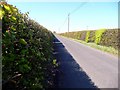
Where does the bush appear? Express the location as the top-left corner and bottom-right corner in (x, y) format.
(85, 31), (90, 43)
(1, 2), (56, 89)
(80, 31), (87, 41)
(100, 29), (119, 49)
(88, 31), (95, 42)
(95, 29), (106, 44)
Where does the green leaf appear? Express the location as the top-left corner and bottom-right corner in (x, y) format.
(53, 59), (56, 65)
(19, 39), (27, 45)
(19, 64), (31, 73)
(4, 4), (11, 12)
(0, 8), (4, 19)
(11, 16), (16, 21)
(11, 26), (16, 31)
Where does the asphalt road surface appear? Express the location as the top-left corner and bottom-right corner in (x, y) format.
(53, 35), (118, 88)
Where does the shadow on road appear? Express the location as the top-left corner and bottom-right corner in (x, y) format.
(53, 36), (98, 89)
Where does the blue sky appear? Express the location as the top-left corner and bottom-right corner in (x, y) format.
(8, 2), (118, 33)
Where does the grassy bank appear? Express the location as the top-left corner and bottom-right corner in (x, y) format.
(61, 36), (118, 56)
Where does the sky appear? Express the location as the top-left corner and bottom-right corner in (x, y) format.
(7, 1), (118, 33)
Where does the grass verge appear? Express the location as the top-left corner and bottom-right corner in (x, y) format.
(61, 35), (118, 56)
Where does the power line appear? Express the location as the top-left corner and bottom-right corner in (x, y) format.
(67, 2), (88, 33)
(70, 2), (88, 15)
(59, 2), (88, 33)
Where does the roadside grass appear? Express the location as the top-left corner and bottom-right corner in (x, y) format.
(61, 35), (118, 56)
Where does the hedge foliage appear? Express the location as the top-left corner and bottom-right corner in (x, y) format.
(88, 31), (95, 42)
(100, 29), (119, 49)
(60, 29), (119, 50)
(85, 31), (90, 43)
(95, 29), (106, 44)
(1, 2), (56, 89)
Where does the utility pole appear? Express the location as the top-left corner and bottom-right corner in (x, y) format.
(67, 2), (87, 33)
(59, 2), (87, 35)
(68, 13), (70, 33)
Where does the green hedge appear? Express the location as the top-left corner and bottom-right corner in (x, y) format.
(100, 29), (119, 49)
(88, 30), (95, 42)
(79, 31), (87, 41)
(95, 29), (106, 44)
(85, 31), (90, 43)
(60, 29), (119, 50)
(1, 2), (56, 89)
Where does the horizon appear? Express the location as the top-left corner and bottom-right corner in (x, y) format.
(57, 28), (119, 33)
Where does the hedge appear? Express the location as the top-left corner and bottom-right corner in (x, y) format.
(100, 29), (119, 49)
(85, 31), (90, 43)
(1, 2), (56, 89)
(94, 29), (106, 44)
(88, 30), (95, 42)
(60, 29), (119, 50)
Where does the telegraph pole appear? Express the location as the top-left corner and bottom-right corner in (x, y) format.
(67, 2), (87, 33)
(59, 2), (87, 35)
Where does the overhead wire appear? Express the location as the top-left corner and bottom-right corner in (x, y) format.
(70, 2), (88, 15)
(59, 2), (88, 33)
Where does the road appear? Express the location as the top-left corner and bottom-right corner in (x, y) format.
(53, 35), (118, 88)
